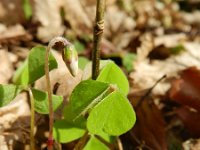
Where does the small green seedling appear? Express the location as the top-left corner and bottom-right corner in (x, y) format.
(0, 1), (136, 150)
(0, 45), (62, 150)
(0, 37), (136, 150)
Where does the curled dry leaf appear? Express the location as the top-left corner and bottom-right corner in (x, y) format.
(169, 67), (200, 111)
(169, 67), (200, 136)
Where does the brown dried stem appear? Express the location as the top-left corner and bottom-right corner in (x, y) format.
(92, 0), (106, 79)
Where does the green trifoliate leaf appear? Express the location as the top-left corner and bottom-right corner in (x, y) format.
(32, 89), (63, 114)
(63, 80), (110, 121)
(13, 46), (57, 86)
(62, 45), (78, 77)
(83, 136), (109, 150)
(87, 91), (136, 136)
(53, 119), (86, 143)
(97, 61), (129, 96)
(0, 84), (23, 107)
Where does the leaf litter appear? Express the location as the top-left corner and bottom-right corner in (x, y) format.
(1, 0), (200, 149)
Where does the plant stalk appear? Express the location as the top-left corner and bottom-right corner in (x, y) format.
(45, 37), (72, 150)
(92, 0), (106, 79)
(116, 137), (123, 150)
(45, 44), (54, 150)
(28, 88), (35, 150)
(73, 131), (90, 150)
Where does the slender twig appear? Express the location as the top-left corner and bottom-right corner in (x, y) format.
(74, 0), (106, 149)
(116, 137), (123, 150)
(135, 75), (166, 109)
(45, 37), (76, 150)
(92, 0), (106, 79)
(73, 131), (90, 150)
(28, 88), (35, 150)
(129, 132), (154, 150)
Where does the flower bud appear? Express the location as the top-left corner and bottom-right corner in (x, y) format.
(62, 45), (78, 77)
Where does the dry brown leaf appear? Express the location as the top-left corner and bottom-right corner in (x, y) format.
(34, 0), (65, 42)
(154, 34), (187, 48)
(169, 67), (200, 136)
(0, 93), (30, 149)
(176, 106), (200, 137)
(0, 0), (27, 25)
(136, 33), (154, 62)
(0, 50), (14, 84)
(130, 42), (200, 95)
(181, 11), (200, 24)
(169, 67), (200, 111)
(104, 6), (136, 50)
(129, 94), (167, 150)
(63, 0), (92, 35)
(0, 93), (30, 130)
(183, 139), (200, 150)
(105, 6), (135, 37)
(0, 24), (31, 45)
(0, 135), (9, 150)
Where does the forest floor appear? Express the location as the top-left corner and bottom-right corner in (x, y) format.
(1, 0), (200, 150)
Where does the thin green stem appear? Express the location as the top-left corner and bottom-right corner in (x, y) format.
(28, 88), (35, 150)
(92, 0), (106, 79)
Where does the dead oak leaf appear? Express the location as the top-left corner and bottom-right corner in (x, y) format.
(175, 106), (200, 137)
(128, 94), (167, 150)
(169, 67), (200, 136)
(169, 67), (200, 112)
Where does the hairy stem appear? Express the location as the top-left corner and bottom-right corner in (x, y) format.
(28, 88), (35, 150)
(45, 45), (54, 150)
(45, 37), (71, 150)
(92, 0), (106, 79)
